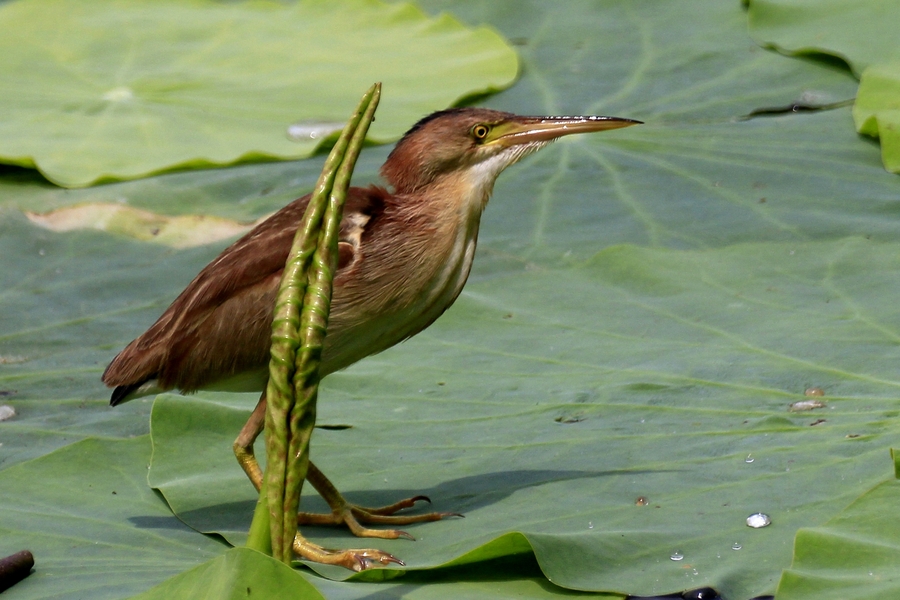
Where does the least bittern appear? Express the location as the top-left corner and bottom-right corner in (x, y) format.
(103, 107), (640, 570)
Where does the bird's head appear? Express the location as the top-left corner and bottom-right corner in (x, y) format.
(381, 108), (641, 196)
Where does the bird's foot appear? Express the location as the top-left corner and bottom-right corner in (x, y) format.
(293, 535), (404, 572)
(298, 495), (462, 540)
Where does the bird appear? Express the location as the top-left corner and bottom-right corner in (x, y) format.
(102, 107), (640, 570)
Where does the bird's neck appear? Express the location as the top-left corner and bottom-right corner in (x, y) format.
(388, 166), (497, 312)
(421, 155), (513, 222)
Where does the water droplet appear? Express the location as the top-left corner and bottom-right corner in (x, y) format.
(745, 454), (754, 463)
(588, 521), (594, 529)
(684, 588), (720, 600)
(286, 120), (344, 141)
(102, 86), (134, 102)
(789, 399), (826, 412)
(746, 512), (771, 528)
(670, 551), (684, 561)
(732, 542), (742, 550)
(804, 386), (825, 397)
(0, 405), (15, 422)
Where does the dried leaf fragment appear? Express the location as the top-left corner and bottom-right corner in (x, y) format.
(25, 203), (266, 248)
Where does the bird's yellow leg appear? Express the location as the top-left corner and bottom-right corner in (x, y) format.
(233, 394), (459, 542)
(233, 393), (267, 487)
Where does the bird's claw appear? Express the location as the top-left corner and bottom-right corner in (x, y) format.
(297, 494), (462, 540)
(352, 549), (405, 571)
(292, 535), (404, 572)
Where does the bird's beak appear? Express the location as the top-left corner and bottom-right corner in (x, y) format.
(487, 115), (642, 147)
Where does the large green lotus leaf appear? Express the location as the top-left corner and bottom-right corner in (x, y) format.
(2, 0), (899, 598)
(147, 238), (900, 598)
(0, 0), (517, 188)
(747, 0), (900, 173)
(0, 436), (226, 599)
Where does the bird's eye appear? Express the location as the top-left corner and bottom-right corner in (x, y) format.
(471, 124), (490, 141)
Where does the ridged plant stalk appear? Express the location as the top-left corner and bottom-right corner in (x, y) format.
(245, 83), (381, 563)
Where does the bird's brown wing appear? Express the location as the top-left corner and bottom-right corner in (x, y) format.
(102, 186), (387, 402)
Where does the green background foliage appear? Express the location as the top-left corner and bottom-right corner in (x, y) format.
(0, 0), (516, 187)
(2, 0), (900, 598)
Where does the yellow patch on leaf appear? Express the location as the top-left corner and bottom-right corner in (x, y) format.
(25, 203), (266, 248)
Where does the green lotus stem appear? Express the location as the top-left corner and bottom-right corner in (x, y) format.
(245, 478), (272, 556)
(249, 83), (381, 563)
(283, 85), (381, 555)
